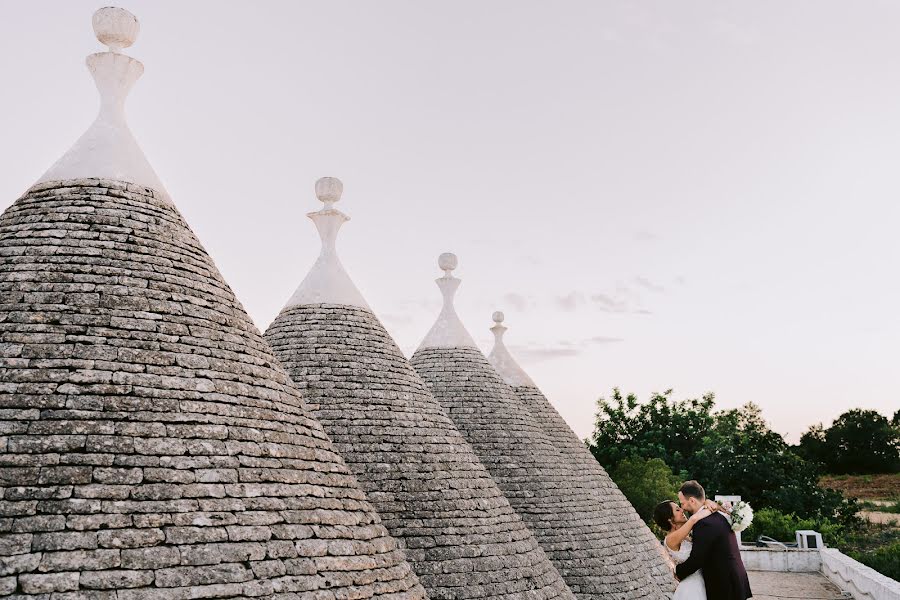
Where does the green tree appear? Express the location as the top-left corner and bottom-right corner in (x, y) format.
(824, 409), (900, 474)
(589, 388), (714, 478)
(609, 456), (681, 523)
(698, 403), (795, 500)
(589, 389), (859, 525)
(608, 456), (679, 523)
(795, 423), (828, 465)
(699, 404), (854, 524)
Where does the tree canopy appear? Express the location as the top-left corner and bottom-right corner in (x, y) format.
(589, 389), (858, 525)
(797, 409), (900, 474)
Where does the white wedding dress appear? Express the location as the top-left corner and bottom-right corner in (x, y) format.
(667, 538), (707, 600)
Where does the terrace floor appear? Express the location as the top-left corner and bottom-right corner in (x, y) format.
(748, 571), (847, 599)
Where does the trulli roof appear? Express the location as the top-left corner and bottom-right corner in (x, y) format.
(0, 9), (425, 600)
(487, 312), (678, 595)
(264, 183), (576, 600)
(411, 257), (672, 600)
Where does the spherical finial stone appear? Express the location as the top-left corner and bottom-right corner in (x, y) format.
(93, 7), (140, 52)
(315, 177), (343, 205)
(438, 252), (458, 273)
(492, 311), (505, 324)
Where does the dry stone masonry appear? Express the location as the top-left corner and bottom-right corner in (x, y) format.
(410, 256), (671, 600)
(264, 182), (576, 600)
(488, 312), (676, 596)
(1, 6), (685, 600)
(0, 9), (426, 600)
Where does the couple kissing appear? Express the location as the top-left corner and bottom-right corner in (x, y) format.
(654, 480), (753, 600)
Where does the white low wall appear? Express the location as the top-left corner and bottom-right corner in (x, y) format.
(740, 547), (822, 572)
(740, 546), (900, 600)
(820, 548), (900, 600)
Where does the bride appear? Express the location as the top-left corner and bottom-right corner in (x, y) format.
(653, 499), (720, 599)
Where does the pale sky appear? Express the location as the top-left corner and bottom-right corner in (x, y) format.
(1, 1), (898, 442)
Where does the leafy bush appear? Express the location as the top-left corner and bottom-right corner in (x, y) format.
(743, 508), (847, 548)
(810, 519), (900, 581)
(849, 541), (900, 581)
(608, 456), (679, 523)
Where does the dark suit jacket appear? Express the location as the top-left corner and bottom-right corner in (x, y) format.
(675, 512), (752, 600)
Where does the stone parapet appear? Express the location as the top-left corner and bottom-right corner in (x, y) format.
(821, 548), (900, 600)
(741, 547), (900, 600)
(740, 547), (823, 573)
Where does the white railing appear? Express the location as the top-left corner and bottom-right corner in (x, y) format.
(820, 548), (900, 600)
(739, 537), (899, 600)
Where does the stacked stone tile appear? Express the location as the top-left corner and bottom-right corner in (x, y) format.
(410, 255), (672, 600)
(0, 9), (426, 600)
(264, 179), (576, 600)
(487, 312), (676, 595)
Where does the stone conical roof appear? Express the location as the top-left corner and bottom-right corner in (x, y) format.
(410, 256), (671, 600)
(0, 10), (425, 599)
(264, 180), (576, 600)
(487, 312), (677, 595)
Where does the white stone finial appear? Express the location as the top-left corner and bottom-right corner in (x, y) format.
(417, 253), (477, 350)
(315, 177), (343, 209)
(93, 7), (140, 53)
(488, 312), (535, 387)
(438, 252), (458, 274)
(34, 7), (167, 197)
(283, 178), (370, 311)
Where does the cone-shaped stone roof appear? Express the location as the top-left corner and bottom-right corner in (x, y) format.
(264, 181), (576, 600)
(488, 312), (677, 595)
(411, 256), (671, 600)
(0, 10), (425, 599)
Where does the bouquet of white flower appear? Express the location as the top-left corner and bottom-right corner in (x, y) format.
(726, 501), (754, 532)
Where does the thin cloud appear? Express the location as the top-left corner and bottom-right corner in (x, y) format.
(502, 292), (530, 312)
(539, 286), (655, 315)
(634, 276), (665, 293)
(589, 335), (625, 344)
(634, 230), (659, 242)
(510, 346), (582, 361)
(556, 292), (585, 312)
(590, 293), (629, 313)
(509, 336), (624, 363)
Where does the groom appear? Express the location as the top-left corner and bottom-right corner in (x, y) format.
(676, 480), (752, 600)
